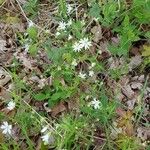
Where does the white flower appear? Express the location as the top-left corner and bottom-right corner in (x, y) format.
(73, 42), (82, 52)
(24, 44), (29, 52)
(79, 38), (92, 50)
(98, 50), (102, 54)
(68, 34), (73, 40)
(67, 4), (73, 14)
(78, 72), (86, 79)
(89, 62), (96, 69)
(41, 126), (48, 133)
(90, 98), (101, 109)
(67, 19), (72, 26)
(41, 132), (54, 145)
(57, 21), (67, 31)
(71, 59), (77, 66)
(91, 62), (96, 67)
(28, 20), (34, 27)
(56, 32), (61, 36)
(89, 70), (94, 77)
(7, 101), (16, 110)
(0, 121), (12, 135)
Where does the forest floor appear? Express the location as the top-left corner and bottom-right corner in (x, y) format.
(0, 0), (150, 150)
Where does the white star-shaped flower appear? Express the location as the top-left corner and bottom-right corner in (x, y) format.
(0, 121), (12, 135)
(7, 101), (16, 110)
(78, 72), (86, 79)
(41, 132), (54, 145)
(90, 98), (101, 109)
(79, 38), (92, 50)
(67, 4), (73, 14)
(89, 70), (94, 77)
(57, 21), (67, 31)
(28, 20), (34, 27)
(72, 42), (82, 52)
(41, 126), (48, 133)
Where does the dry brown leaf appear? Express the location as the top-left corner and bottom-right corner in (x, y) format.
(51, 101), (66, 117)
(126, 99), (136, 110)
(0, 87), (12, 100)
(0, 67), (11, 86)
(125, 121), (134, 136)
(116, 108), (126, 118)
(129, 56), (142, 71)
(138, 75), (145, 82)
(122, 85), (135, 99)
(130, 82), (143, 90)
(91, 25), (102, 42)
(0, 39), (7, 52)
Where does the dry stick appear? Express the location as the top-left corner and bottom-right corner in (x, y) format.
(15, 0), (48, 33)
(0, 0), (6, 8)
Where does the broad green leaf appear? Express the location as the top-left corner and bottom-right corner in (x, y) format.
(89, 3), (101, 18)
(34, 93), (47, 101)
(46, 47), (67, 64)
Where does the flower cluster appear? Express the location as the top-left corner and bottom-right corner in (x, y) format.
(73, 38), (92, 52)
(56, 20), (73, 37)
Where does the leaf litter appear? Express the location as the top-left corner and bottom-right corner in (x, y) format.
(0, 0), (150, 149)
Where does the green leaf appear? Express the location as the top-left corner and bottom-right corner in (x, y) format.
(145, 31), (150, 39)
(72, 21), (83, 39)
(29, 44), (38, 56)
(46, 47), (67, 64)
(34, 93), (47, 101)
(27, 26), (38, 39)
(89, 3), (101, 18)
(51, 91), (66, 101)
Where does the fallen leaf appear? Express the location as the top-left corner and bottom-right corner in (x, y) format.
(129, 56), (142, 70)
(116, 108), (126, 118)
(0, 87), (12, 100)
(0, 39), (7, 52)
(51, 101), (66, 117)
(91, 25), (102, 42)
(122, 85), (135, 99)
(138, 75), (145, 82)
(130, 82), (143, 90)
(125, 121), (134, 136)
(0, 67), (11, 86)
(126, 99), (136, 110)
